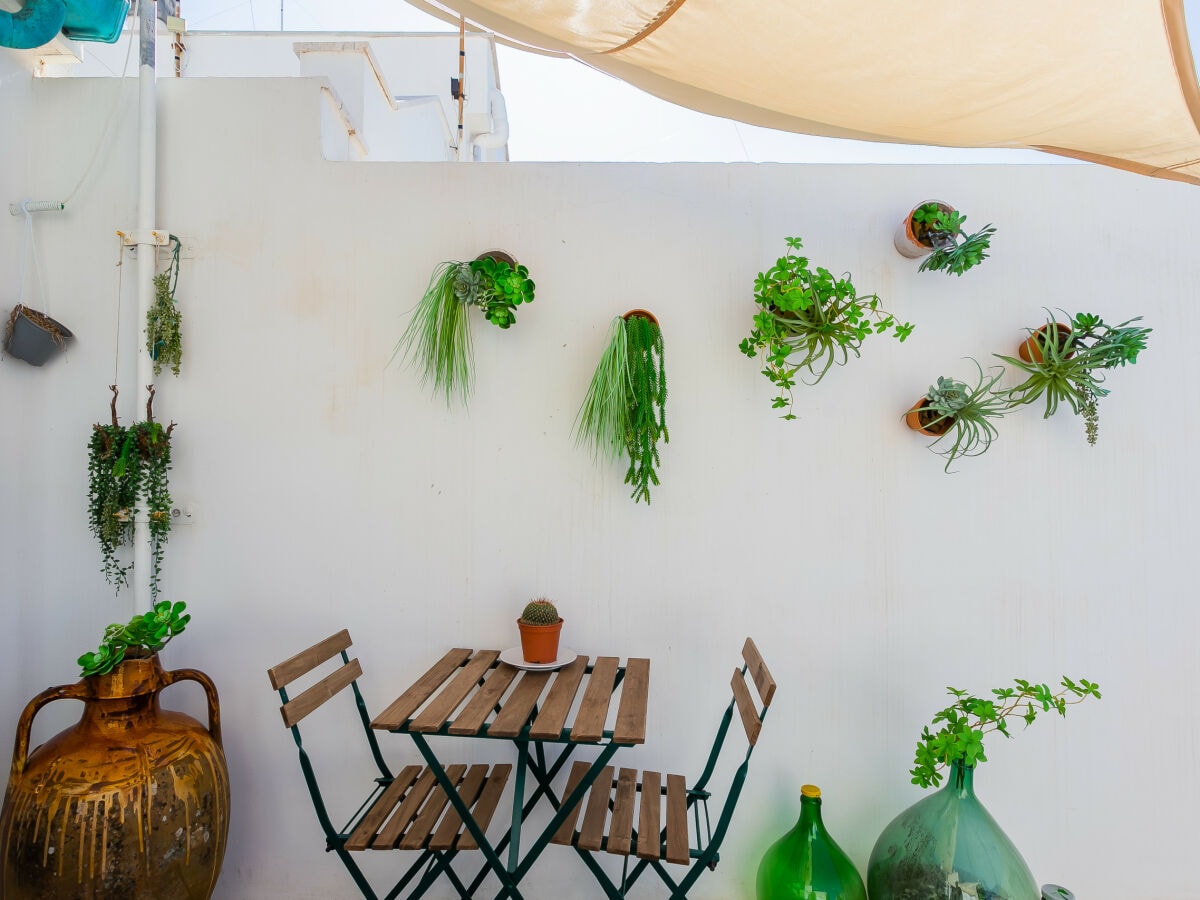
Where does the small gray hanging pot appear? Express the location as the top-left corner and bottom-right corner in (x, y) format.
(5, 303), (72, 366)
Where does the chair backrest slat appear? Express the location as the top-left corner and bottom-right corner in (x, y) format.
(281, 657), (363, 728)
(730, 667), (763, 745)
(741, 637), (776, 707)
(269, 629), (353, 691)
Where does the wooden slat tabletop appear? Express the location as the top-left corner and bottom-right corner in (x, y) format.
(374, 649), (649, 745)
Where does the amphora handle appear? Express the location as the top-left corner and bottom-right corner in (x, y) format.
(161, 667), (223, 747)
(9, 681), (89, 781)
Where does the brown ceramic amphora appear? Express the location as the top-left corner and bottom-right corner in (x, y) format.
(0, 654), (229, 899)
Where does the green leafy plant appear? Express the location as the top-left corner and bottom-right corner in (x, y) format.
(87, 386), (174, 596)
(908, 360), (1008, 472)
(997, 311), (1151, 445)
(392, 253), (535, 404)
(910, 203), (996, 276)
(519, 598), (560, 625)
(911, 676), (1101, 789)
(739, 237), (913, 419)
(78, 600), (190, 677)
(146, 236), (183, 377)
(574, 313), (669, 504)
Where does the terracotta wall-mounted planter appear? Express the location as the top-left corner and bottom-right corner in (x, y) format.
(894, 200), (954, 259)
(905, 398), (954, 437)
(1018, 323), (1074, 363)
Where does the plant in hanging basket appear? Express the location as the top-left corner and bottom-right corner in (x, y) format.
(391, 251), (535, 404)
(4, 303), (73, 366)
(574, 311), (668, 504)
(77, 599), (190, 677)
(905, 360), (1007, 472)
(996, 310), (1151, 445)
(896, 201), (996, 276)
(739, 237), (913, 419)
(517, 598), (562, 664)
(87, 386), (174, 595)
(146, 237), (183, 376)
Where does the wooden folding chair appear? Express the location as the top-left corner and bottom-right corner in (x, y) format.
(549, 637), (776, 898)
(268, 630), (513, 900)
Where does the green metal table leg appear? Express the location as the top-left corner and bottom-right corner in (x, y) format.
(507, 741), (528, 873)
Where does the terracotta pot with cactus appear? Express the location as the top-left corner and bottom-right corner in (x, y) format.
(517, 598), (562, 664)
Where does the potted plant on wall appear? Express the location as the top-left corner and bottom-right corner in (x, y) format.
(894, 201), (996, 276)
(739, 237), (914, 419)
(0, 601), (230, 898)
(996, 311), (1151, 445)
(517, 598), (562, 664)
(868, 676), (1102, 900)
(391, 250), (535, 404)
(573, 310), (668, 504)
(146, 236), (183, 377)
(88, 385), (174, 595)
(905, 360), (1008, 472)
(4, 303), (73, 366)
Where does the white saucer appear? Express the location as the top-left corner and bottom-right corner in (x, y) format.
(499, 646), (578, 671)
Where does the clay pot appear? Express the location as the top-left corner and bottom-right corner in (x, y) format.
(894, 200), (954, 259)
(517, 618), (563, 664)
(1018, 323), (1074, 363)
(475, 249), (517, 267)
(905, 398), (954, 437)
(0, 654), (230, 899)
(623, 309), (659, 325)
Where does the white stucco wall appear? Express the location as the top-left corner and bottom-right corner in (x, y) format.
(2, 74), (1198, 899)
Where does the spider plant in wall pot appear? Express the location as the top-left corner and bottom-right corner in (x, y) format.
(894, 200), (996, 276)
(996, 311), (1151, 445)
(88, 386), (174, 596)
(573, 310), (668, 504)
(4, 303), (73, 366)
(390, 249), (535, 404)
(739, 237), (913, 419)
(905, 360), (1007, 472)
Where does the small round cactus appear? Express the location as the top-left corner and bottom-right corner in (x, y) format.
(519, 598), (560, 626)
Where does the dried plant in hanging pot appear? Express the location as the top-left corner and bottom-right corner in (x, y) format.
(87, 385), (174, 595)
(391, 250), (536, 404)
(4, 303), (73, 366)
(573, 310), (668, 504)
(146, 236), (183, 377)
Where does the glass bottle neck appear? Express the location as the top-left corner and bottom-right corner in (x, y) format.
(797, 794), (825, 835)
(948, 759), (977, 796)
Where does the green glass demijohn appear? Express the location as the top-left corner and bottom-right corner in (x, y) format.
(757, 784), (867, 900)
(867, 761), (1038, 900)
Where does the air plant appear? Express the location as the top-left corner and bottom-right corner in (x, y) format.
(906, 360), (1008, 472)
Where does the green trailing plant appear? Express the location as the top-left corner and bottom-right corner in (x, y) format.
(911, 203), (996, 276)
(997, 311), (1151, 445)
(391, 253), (535, 404)
(909, 360), (1008, 472)
(519, 598), (560, 625)
(146, 236), (183, 377)
(911, 676), (1102, 789)
(573, 313), (669, 504)
(739, 237), (913, 419)
(78, 599), (190, 677)
(87, 386), (174, 596)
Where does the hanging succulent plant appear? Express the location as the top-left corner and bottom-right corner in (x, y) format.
(146, 236), (183, 377)
(87, 386), (174, 596)
(391, 250), (535, 405)
(574, 311), (668, 504)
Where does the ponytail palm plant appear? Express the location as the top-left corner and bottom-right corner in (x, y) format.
(392, 253), (535, 405)
(574, 312), (668, 505)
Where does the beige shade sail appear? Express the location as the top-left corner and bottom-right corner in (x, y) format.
(408, 0), (1200, 185)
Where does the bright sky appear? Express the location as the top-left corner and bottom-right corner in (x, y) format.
(178, 0), (1200, 164)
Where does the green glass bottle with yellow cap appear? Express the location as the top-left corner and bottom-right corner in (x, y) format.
(756, 784), (867, 900)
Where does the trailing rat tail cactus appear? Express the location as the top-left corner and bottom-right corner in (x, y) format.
(520, 598), (560, 625)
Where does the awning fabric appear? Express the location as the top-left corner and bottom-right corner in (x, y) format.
(409, 0), (1200, 185)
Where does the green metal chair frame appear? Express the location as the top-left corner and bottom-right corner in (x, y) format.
(555, 637), (776, 899)
(268, 630), (509, 900)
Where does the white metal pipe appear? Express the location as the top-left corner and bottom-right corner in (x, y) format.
(133, 0), (156, 617)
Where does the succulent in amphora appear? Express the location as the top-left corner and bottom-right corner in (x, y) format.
(517, 597), (563, 664)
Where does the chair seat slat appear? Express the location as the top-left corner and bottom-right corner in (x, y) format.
(635, 770), (662, 861)
(409, 651), (500, 733)
(269, 629), (352, 690)
(455, 764), (512, 850)
(577, 765), (615, 852)
(345, 765), (423, 851)
(448, 665), (519, 735)
(399, 764), (467, 850)
(550, 760), (591, 845)
(428, 765), (488, 851)
(371, 648), (472, 731)
(372, 767), (440, 848)
(528, 656), (588, 740)
(612, 658), (650, 745)
(280, 658), (362, 728)
(664, 773), (689, 865)
(572, 656), (619, 742)
(606, 768), (638, 855)
(488, 670), (551, 738)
